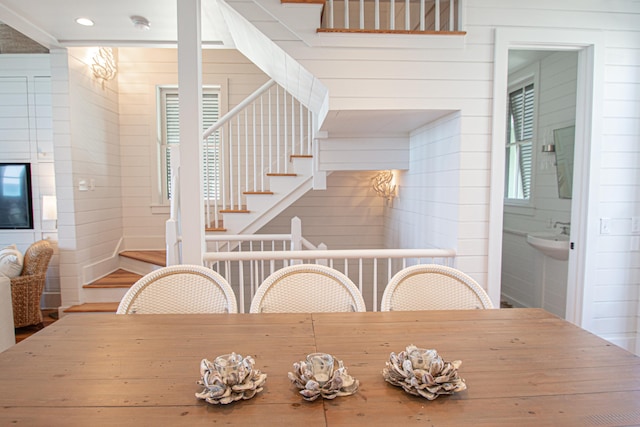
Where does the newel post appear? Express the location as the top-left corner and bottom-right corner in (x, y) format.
(317, 243), (328, 266)
(290, 216), (302, 251)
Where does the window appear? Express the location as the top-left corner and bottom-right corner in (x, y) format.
(159, 87), (220, 202)
(505, 81), (534, 202)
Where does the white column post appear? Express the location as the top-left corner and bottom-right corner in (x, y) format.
(177, 0), (205, 264)
(290, 216), (302, 251)
(317, 243), (328, 266)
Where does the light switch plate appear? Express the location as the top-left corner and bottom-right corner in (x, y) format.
(600, 218), (611, 234)
(631, 216), (640, 234)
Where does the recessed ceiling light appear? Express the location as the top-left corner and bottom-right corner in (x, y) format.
(75, 17), (95, 27)
(130, 15), (151, 31)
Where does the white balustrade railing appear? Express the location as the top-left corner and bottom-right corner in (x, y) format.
(321, 0), (461, 32)
(205, 216), (319, 253)
(201, 80), (314, 230)
(203, 248), (456, 313)
(166, 214), (319, 266)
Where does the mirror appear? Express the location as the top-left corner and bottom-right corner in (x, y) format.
(553, 125), (575, 199)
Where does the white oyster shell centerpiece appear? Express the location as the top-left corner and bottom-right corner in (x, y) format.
(195, 353), (267, 405)
(382, 344), (466, 400)
(288, 354), (359, 401)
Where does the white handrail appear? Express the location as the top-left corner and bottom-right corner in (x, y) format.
(197, 79), (315, 229)
(202, 79), (276, 140)
(204, 248), (455, 262)
(203, 248), (456, 313)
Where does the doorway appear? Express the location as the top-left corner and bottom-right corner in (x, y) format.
(500, 50), (579, 319)
(487, 27), (602, 327)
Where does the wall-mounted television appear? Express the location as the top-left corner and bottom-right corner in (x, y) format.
(0, 163), (34, 230)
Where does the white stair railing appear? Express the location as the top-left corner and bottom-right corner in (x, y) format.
(201, 80), (314, 230)
(205, 217), (320, 253)
(322, 0), (461, 32)
(203, 248), (456, 313)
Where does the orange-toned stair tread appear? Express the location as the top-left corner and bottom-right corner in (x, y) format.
(83, 269), (142, 288)
(64, 302), (119, 313)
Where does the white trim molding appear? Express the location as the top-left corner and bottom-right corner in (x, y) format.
(490, 27), (604, 329)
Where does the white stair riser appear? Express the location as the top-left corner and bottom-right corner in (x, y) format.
(245, 193), (276, 212)
(119, 257), (163, 275)
(217, 156), (314, 234)
(81, 287), (129, 303)
(267, 174), (309, 194)
(291, 157), (312, 175)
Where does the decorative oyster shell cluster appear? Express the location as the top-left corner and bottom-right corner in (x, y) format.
(288, 355), (359, 401)
(195, 354), (267, 405)
(382, 344), (466, 400)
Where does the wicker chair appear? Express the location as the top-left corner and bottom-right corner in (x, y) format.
(380, 264), (494, 311)
(116, 265), (238, 314)
(249, 264), (367, 313)
(11, 240), (54, 329)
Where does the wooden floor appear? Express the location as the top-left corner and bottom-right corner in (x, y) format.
(14, 309), (58, 343)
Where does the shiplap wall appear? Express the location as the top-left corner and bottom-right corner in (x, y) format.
(0, 54), (59, 308)
(501, 51), (578, 318)
(52, 47), (122, 308)
(384, 113), (469, 270)
(257, 170), (385, 309)
(265, 0), (639, 351)
(595, 27), (640, 351)
(467, 1), (639, 352)
(116, 48), (269, 249)
(317, 137), (409, 171)
(276, 24), (494, 293)
(258, 171), (384, 249)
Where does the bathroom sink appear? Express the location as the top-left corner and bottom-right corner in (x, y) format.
(526, 232), (570, 261)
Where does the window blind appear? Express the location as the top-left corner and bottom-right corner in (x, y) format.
(507, 83), (534, 199)
(164, 91), (220, 200)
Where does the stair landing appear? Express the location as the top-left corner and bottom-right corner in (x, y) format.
(119, 250), (166, 267)
(64, 251), (165, 315)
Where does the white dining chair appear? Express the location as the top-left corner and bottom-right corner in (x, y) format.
(249, 264), (367, 313)
(380, 264), (493, 311)
(116, 264), (238, 314)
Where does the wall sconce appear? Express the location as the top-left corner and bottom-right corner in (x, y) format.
(42, 195), (58, 228)
(91, 47), (117, 87)
(371, 170), (397, 205)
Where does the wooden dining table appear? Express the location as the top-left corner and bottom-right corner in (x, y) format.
(1, 308), (639, 426)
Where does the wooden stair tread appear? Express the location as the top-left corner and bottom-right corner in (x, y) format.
(84, 269), (142, 288)
(119, 250), (166, 267)
(64, 302), (119, 313)
(205, 226), (228, 232)
(281, 0), (325, 4)
(205, 219), (226, 232)
(219, 208), (250, 213)
(266, 173), (297, 177)
(290, 154), (313, 159)
(243, 191), (274, 195)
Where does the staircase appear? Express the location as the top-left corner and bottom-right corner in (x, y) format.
(214, 154), (315, 235)
(165, 74), (321, 265)
(64, 251), (166, 314)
